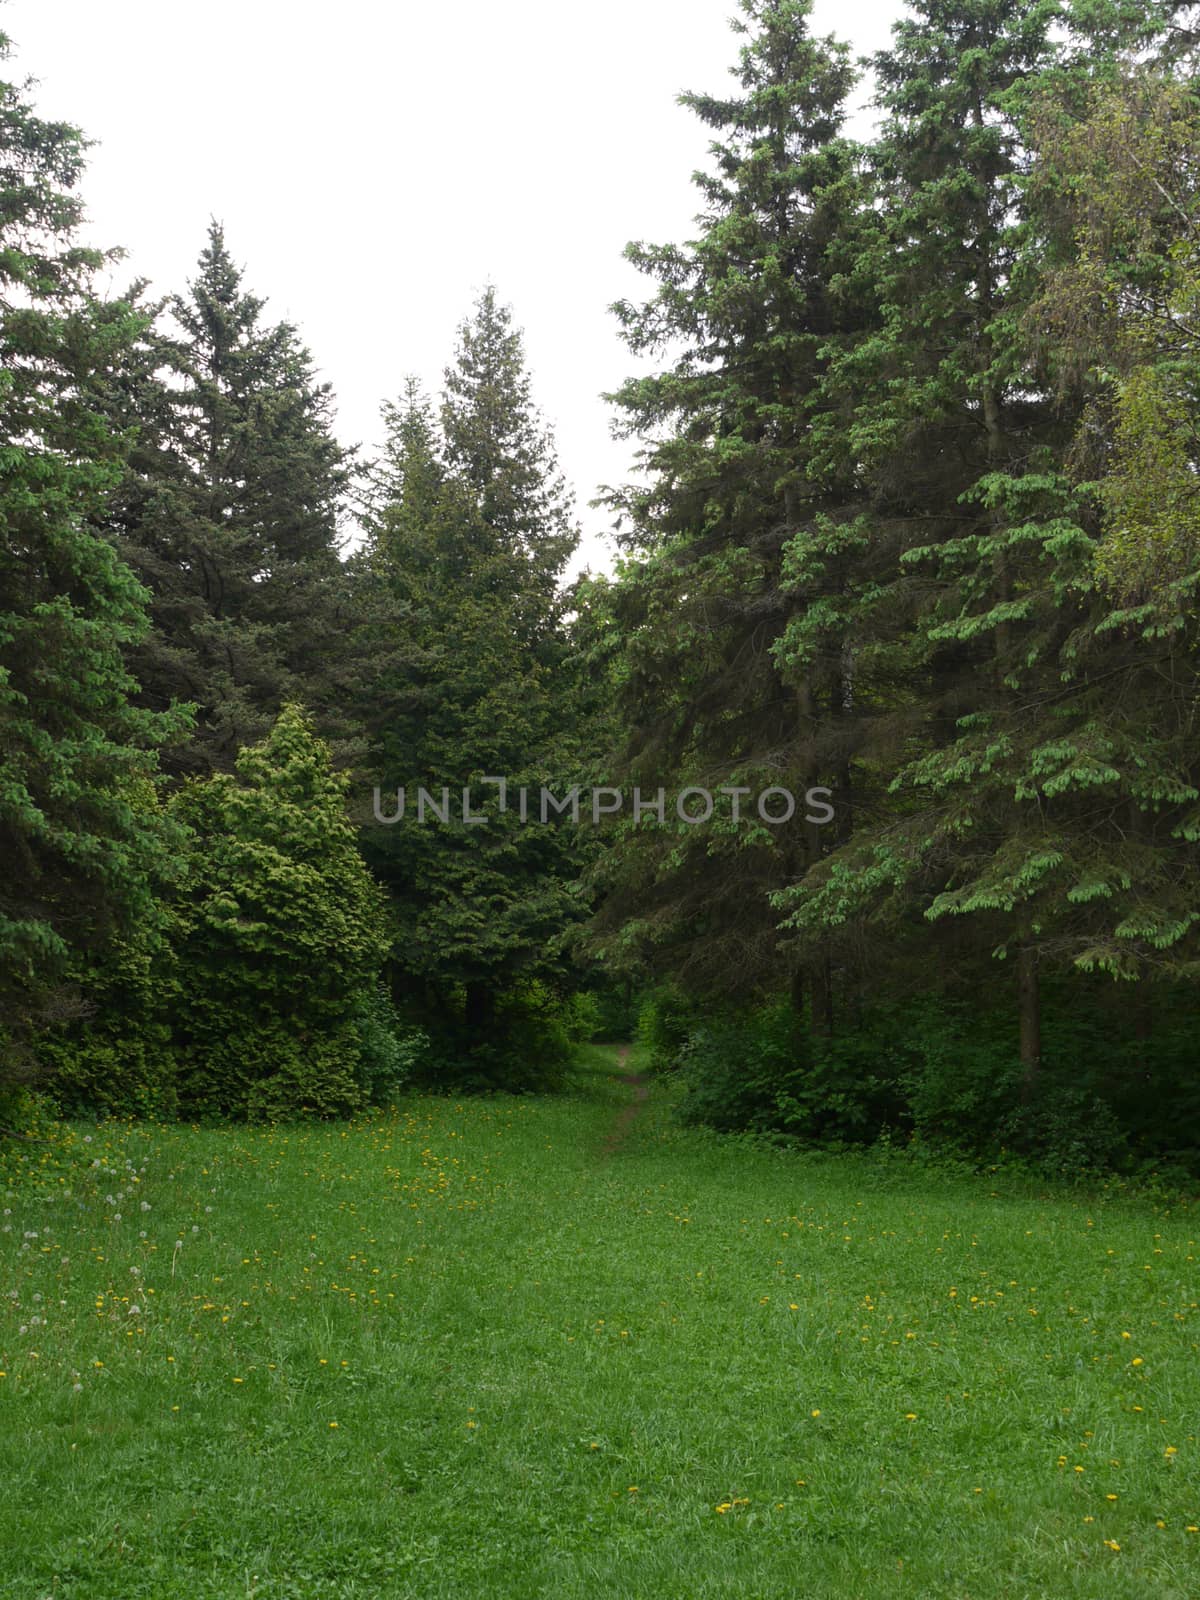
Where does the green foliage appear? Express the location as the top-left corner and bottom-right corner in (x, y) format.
(416, 980), (596, 1095)
(35, 932), (178, 1120)
(348, 985), (427, 1105)
(675, 1004), (809, 1134)
(592, 0), (869, 1009)
(581, 976), (642, 1042)
(636, 986), (708, 1074)
(106, 223), (354, 776)
(669, 990), (1200, 1177)
(0, 37), (185, 1088)
(169, 705), (390, 1120)
(356, 294), (588, 1065)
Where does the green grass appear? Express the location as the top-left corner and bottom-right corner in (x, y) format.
(2, 1042), (1199, 1598)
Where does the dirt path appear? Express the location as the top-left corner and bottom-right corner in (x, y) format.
(600, 1043), (650, 1158)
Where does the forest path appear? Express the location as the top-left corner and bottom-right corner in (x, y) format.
(600, 1042), (650, 1158)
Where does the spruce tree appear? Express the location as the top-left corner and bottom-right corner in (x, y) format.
(775, 0), (1198, 1080)
(106, 223), (353, 775)
(592, 0), (868, 1020)
(0, 35), (184, 1088)
(357, 297), (585, 1073)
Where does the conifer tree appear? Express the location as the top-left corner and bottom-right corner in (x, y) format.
(775, 0), (1199, 1080)
(170, 705), (390, 1119)
(0, 34), (183, 1086)
(107, 224), (353, 775)
(592, 0), (868, 1018)
(357, 297), (585, 1066)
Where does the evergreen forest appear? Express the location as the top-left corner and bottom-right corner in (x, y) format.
(7, 0), (1200, 1176)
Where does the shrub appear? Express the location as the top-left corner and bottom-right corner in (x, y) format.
(34, 934), (179, 1120)
(676, 1004), (805, 1132)
(350, 986), (427, 1104)
(637, 986), (705, 1073)
(169, 706), (390, 1120)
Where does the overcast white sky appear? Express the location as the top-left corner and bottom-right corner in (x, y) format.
(5, 0), (903, 572)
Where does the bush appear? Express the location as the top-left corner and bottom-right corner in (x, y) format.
(350, 986), (427, 1104)
(34, 936), (179, 1120)
(637, 987), (705, 1073)
(676, 1004), (805, 1132)
(169, 706), (391, 1120)
(665, 984), (1200, 1177)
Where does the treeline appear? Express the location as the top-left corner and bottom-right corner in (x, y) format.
(591, 0), (1200, 1175)
(4, 1), (1200, 1173)
(0, 25), (590, 1117)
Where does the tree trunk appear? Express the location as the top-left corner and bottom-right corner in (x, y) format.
(1133, 984), (1152, 1080)
(810, 955), (834, 1040)
(1018, 945), (1040, 1097)
(465, 981), (493, 1034)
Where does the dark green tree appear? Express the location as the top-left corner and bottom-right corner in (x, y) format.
(591, 0), (868, 1024)
(356, 297), (586, 1076)
(106, 223), (353, 775)
(775, 0), (1199, 1082)
(0, 34), (184, 1090)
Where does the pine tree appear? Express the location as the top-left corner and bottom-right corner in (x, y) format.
(106, 223), (353, 775)
(592, 0), (868, 1019)
(0, 35), (186, 1089)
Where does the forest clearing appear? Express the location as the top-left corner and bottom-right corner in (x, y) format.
(8, 0), (1200, 1589)
(3, 1046), (1198, 1599)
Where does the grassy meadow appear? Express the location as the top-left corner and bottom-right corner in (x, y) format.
(1, 1044), (1198, 1599)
